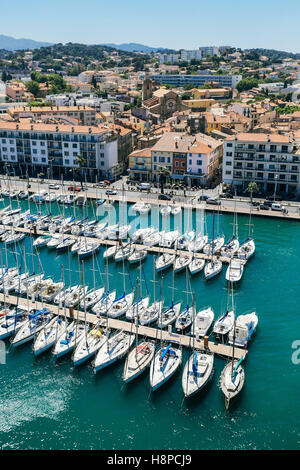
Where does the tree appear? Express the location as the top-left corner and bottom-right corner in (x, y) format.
(25, 80), (40, 97)
(245, 182), (258, 203)
(157, 166), (171, 194)
(76, 154), (86, 189)
(236, 78), (259, 93)
(1, 71), (7, 82)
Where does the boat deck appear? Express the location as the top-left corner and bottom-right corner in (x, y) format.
(0, 293), (247, 360)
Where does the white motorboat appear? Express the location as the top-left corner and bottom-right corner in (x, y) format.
(11, 308), (52, 347)
(18, 190), (28, 200)
(73, 322), (108, 366)
(221, 236), (240, 258)
(44, 193), (57, 203)
(213, 310), (235, 339)
(127, 248), (147, 264)
(171, 206), (181, 216)
(203, 236), (225, 255)
(39, 282), (64, 303)
(237, 237), (255, 260)
(188, 257), (205, 275)
(125, 296), (150, 321)
(182, 351), (214, 397)
(191, 307), (214, 338)
(150, 344), (182, 391)
(225, 258), (244, 283)
(107, 292), (134, 318)
(1, 273), (29, 294)
(139, 301), (163, 326)
(33, 317), (66, 356)
(92, 291), (117, 316)
(157, 302), (181, 329)
(156, 253), (175, 272)
(139, 203), (151, 215)
(173, 255), (191, 273)
(17, 274), (44, 295)
(219, 358), (245, 408)
(159, 230), (180, 248)
(228, 312), (258, 347)
(94, 330), (135, 372)
(53, 322), (86, 359)
(204, 258), (222, 280)
(80, 288), (104, 310)
(175, 305), (195, 332)
(123, 341), (155, 383)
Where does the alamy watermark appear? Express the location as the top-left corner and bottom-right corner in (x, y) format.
(0, 340), (6, 364)
(291, 340), (300, 364)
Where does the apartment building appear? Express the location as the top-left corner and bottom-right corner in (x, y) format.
(158, 53), (180, 64)
(199, 46), (220, 57)
(180, 49), (202, 62)
(0, 122), (118, 181)
(222, 133), (300, 194)
(8, 105), (96, 126)
(150, 73), (242, 88)
(6, 82), (32, 102)
(128, 147), (152, 181)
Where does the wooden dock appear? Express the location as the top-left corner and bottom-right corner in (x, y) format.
(0, 293), (247, 360)
(0, 223), (245, 265)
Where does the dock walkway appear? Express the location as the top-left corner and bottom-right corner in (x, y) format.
(0, 293), (246, 360)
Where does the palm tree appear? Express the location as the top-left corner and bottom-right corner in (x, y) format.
(157, 166), (171, 194)
(76, 154), (86, 189)
(245, 181), (258, 204)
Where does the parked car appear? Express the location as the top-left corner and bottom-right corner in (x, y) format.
(263, 200), (273, 207)
(251, 201), (260, 207)
(197, 195), (209, 201)
(105, 189), (117, 196)
(220, 192), (233, 199)
(206, 198), (221, 205)
(259, 204), (270, 210)
(158, 194), (171, 201)
(49, 184), (60, 190)
(138, 182), (151, 190)
(271, 203), (283, 211)
(68, 186), (81, 192)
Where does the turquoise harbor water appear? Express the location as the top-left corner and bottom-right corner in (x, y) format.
(0, 197), (299, 450)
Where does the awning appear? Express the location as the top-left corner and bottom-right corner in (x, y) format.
(171, 174), (185, 180)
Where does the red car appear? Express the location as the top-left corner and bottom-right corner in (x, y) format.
(68, 186), (81, 192)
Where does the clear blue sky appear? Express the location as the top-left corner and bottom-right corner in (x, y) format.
(1, 0), (300, 52)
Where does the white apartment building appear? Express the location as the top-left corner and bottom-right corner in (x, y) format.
(0, 122), (119, 181)
(158, 53), (180, 64)
(180, 49), (202, 62)
(222, 133), (300, 194)
(199, 46), (220, 57)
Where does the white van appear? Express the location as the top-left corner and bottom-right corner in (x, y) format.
(271, 203), (283, 211)
(138, 182), (151, 190)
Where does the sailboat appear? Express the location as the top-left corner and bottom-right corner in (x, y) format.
(221, 199), (240, 258)
(204, 214), (222, 280)
(188, 256), (205, 275)
(150, 344), (182, 391)
(11, 308), (52, 347)
(123, 341), (155, 383)
(182, 351), (214, 398)
(33, 316), (66, 356)
(237, 205), (255, 260)
(157, 270), (181, 328)
(213, 284), (235, 340)
(156, 252), (175, 272)
(93, 330), (135, 372)
(0, 308), (28, 340)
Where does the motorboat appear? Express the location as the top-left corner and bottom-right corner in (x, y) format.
(176, 231), (195, 250)
(160, 205), (171, 217)
(191, 307), (214, 338)
(159, 230), (180, 248)
(107, 292), (134, 318)
(93, 330), (135, 372)
(228, 312), (258, 347)
(150, 344), (182, 391)
(171, 206), (181, 216)
(237, 237), (255, 260)
(225, 258), (244, 283)
(39, 282), (64, 303)
(156, 253), (175, 272)
(182, 351), (214, 397)
(213, 310), (235, 339)
(157, 302), (181, 329)
(123, 341), (155, 383)
(188, 257), (205, 275)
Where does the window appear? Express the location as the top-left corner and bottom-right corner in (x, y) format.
(227, 143), (232, 147)
(153, 165), (157, 171)
(41, 141), (45, 146)
(197, 160), (202, 166)
(41, 150), (46, 155)
(41, 158), (46, 163)
(226, 152), (232, 156)
(153, 156), (157, 162)
(282, 145), (288, 152)
(65, 159), (70, 164)
(65, 151), (69, 156)
(226, 161), (232, 166)
(33, 149), (37, 154)
(64, 143), (69, 148)
(189, 159), (192, 165)
(225, 170), (231, 175)
(32, 141), (37, 146)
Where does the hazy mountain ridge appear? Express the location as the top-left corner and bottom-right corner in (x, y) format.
(0, 34), (53, 51)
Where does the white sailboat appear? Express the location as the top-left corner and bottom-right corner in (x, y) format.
(173, 255), (191, 273)
(92, 291), (117, 316)
(107, 292), (134, 318)
(213, 310), (235, 340)
(11, 308), (52, 347)
(238, 237), (255, 260)
(53, 321), (86, 359)
(182, 351), (214, 397)
(93, 330), (135, 372)
(156, 253), (175, 272)
(73, 321), (108, 366)
(219, 358), (245, 409)
(33, 316), (66, 356)
(127, 248), (147, 264)
(188, 256), (205, 275)
(150, 344), (182, 391)
(123, 341), (155, 383)
(0, 308), (28, 340)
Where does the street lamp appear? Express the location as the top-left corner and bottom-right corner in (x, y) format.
(274, 174), (279, 202)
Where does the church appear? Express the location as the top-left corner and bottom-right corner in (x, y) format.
(142, 73), (187, 122)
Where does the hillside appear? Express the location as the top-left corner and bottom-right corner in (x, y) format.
(0, 34), (52, 51)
